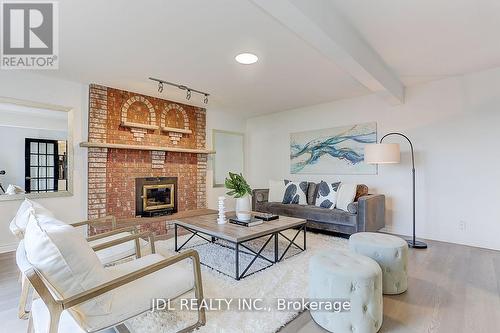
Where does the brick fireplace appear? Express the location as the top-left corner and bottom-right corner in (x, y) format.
(86, 84), (209, 235)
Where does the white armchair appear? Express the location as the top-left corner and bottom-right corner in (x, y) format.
(16, 226), (206, 333)
(10, 199), (148, 320)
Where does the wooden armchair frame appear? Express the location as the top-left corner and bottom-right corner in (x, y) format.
(70, 215), (117, 230)
(18, 232), (206, 333)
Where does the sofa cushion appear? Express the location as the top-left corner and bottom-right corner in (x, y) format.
(315, 181), (341, 209)
(268, 180), (286, 202)
(307, 182), (317, 205)
(282, 180), (308, 204)
(308, 183), (369, 205)
(258, 202), (356, 226)
(336, 183), (357, 211)
(347, 202), (358, 214)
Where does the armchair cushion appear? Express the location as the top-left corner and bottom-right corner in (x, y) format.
(24, 213), (112, 318)
(9, 198), (54, 238)
(77, 254), (194, 331)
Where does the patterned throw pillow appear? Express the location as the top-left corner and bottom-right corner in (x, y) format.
(282, 180), (308, 204)
(315, 181), (341, 209)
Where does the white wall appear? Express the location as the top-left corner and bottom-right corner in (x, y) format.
(0, 71), (89, 252)
(246, 67), (500, 251)
(206, 109), (247, 212)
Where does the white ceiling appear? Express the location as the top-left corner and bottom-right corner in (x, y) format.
(0, 102), (68, 131)
(38, 0), (500, 116)
(331, 0), (500, 85)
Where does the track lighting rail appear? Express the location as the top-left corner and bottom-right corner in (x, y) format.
(149, 77), (210, 104)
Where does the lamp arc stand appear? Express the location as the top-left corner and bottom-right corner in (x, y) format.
(380, 133), (427, 249)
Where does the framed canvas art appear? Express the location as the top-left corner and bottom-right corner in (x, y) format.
(290, 122), (377, 174)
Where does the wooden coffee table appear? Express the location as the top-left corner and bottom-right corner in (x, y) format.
(174, 214), (307, 280)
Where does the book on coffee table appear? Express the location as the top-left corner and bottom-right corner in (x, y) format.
(229, 217), (263, 227)
(254, 213), (279, 221)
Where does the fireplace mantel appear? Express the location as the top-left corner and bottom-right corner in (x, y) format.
(80, 141), (215, 154)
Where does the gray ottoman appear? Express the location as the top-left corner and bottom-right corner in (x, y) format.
(309, 250), (383, 333)
(349, 232), (408, 295)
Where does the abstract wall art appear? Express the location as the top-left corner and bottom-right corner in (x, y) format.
(290, 122), (377, 174)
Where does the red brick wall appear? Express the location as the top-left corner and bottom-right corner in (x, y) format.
(87, 84), (207, 222)
(106, 149), (198, 218)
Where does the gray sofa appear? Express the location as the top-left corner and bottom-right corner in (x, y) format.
(252, 183), (385, 235)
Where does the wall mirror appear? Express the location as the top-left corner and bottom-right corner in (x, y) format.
(0, 97), (73, 201)
(212, 130), (244, 187)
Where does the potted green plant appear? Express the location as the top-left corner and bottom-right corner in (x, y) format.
(225, 172), (252, 221)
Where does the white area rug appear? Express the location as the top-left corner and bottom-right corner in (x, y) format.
(126, 230), (348, 333)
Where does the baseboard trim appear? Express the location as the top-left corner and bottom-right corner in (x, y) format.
(0, 242), (18, 253)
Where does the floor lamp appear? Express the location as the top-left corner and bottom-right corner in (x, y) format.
(364, 133), (427, 249)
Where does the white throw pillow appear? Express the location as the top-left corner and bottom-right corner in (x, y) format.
(9, 198), (54, 238)
(24, 212), (112, 319)
(315, 181), (341, 209)
(268, 180), (286, 202)
(336, 183), (357, 211)
(282, 180), (308, 205)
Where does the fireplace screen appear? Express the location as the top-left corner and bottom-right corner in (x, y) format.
(143, 184), (175, 212)
(135, 177), (177, 217)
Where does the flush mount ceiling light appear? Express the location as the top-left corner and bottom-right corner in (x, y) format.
(235, 53), (258, 65)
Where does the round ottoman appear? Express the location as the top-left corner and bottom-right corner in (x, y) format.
(309, 250), (383, 333)
(349, 232), (408, 295)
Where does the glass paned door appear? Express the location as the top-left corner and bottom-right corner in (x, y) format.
(25, 139), (59, 193)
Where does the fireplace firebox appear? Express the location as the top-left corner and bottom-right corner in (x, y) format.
(135, 177), (177, 217)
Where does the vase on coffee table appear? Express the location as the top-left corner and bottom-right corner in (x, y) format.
(235, 194), (251, 221)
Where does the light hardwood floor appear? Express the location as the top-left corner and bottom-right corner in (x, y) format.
(280, 239), (500, 333)
(1, 239), (499, 332)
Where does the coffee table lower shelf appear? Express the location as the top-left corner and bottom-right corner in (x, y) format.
(174, 223), (307, 280)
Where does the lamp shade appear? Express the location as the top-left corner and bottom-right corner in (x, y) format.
(364, 143), (400, 164)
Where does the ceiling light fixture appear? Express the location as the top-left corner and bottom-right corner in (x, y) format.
(149, 77), (210, 104)
(235, 53), (258, 65)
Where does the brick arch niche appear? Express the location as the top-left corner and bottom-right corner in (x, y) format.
(161, 103), (190, 144)
(121, 95), (157, 141)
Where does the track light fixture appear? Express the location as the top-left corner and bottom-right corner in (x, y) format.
(149, 77), (210, 104)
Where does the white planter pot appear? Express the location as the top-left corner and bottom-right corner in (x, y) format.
(235, 195), (252, 221)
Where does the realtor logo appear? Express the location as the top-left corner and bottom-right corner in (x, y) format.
(1, 1), (58, 69)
